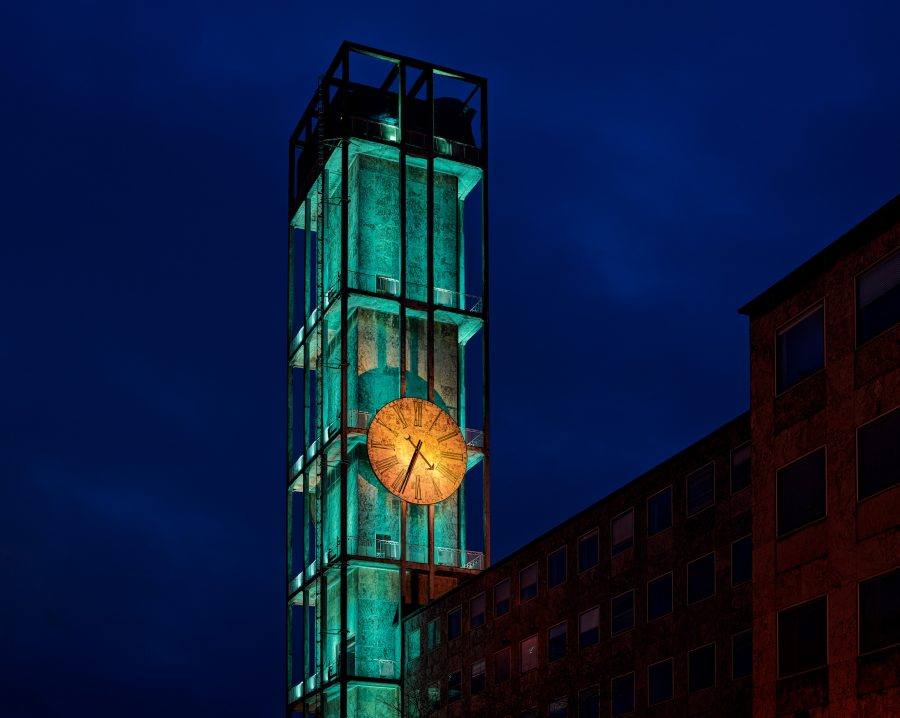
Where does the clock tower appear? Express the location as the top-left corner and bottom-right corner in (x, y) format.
(286, 43), (489, 717)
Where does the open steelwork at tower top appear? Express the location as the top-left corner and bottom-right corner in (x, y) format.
(286, 43), (491, 717)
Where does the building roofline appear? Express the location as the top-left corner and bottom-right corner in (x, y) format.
(738, 192), (900, 317)
(404, 410), (749, 621)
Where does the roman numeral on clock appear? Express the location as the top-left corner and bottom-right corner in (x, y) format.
(436, 463), (456, 481)
(375, 417), (399, 436)
(440, 451), (465, 461)
(438, 430), (458, 443)
(413, 400), (423, 427)
(374, 456), (400, 472)
(392, 404), (408, 428)
(369, 440), (394, 450)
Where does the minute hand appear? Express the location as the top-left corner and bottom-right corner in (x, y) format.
(399, 440), (423, 493)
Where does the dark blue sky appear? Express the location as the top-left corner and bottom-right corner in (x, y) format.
(2, 1), (899, 715)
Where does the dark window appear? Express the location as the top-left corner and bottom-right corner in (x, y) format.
(579, 607), (600, 648)
(494, 647), (510, 682)
(428, 683), (440, 710)
(687, 463), (715, 515)
(578, 686), (600, 718)
(520, 562), (538, 602)
(688, 552), (716, 604)
(778, 596), (827, 677)
(689, 643), (716, 693)
(611, 590), (634, 635)
(548, 546), (567, 588)
(578, 530), (599, 571)
(859, 568), (900, 654)
(520, 710), (538, 718)
(549, 697), (568, 718)
(470, 592), (485, 629)
(648, 573), (673, 620)
(777, 448), (826, 535)
(448, 670), (461, 702)
(777, 305), (824, 393)
(732, 630), (752, 679)
(648, 658), (673, 704)
(731, 443), (751, 493)
(857, 250), (900, 344)
(471, 659), (485, 695)
(611, 672), (635, 716)
(647, 487), (672, 535)
(548, 621), (567, 662)
(731, 535), (752, 585)
(858, 408), (900, 500)
(427, 617), (440, 650)
(611, 509), (634, 556)
(447, 606), (462, 640)
(494, 578), (511, 617)
(520, 634), (539, 672)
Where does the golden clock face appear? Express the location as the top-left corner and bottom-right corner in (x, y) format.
(366, 398), (467, 505)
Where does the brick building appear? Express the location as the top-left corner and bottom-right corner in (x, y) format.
(402, 195), (899, 717)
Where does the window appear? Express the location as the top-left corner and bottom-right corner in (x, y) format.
(579, 607), (600, 648)
(494, 646), (511, 682)
(494, 578), (511, 617)
(859, 568), (900, 654)
(857, 249), (900, 344)
(470, 592), (486, 629)
(520, 634), (539, 672)
(647, 487), (672, 535)
(687, 552), (716, 604)
(548, 546), (567, 588)
(611, 590), (634, 635)
(471, 659), (486, 695)
(778, 596), (827, 677)
(549, 697), (568, 718)
(648, 658), (673, 705)
(731, 443), (751, 493)
(689, 643), (716, 693)
(732, 629), (752, 679)
(777, 304), (824, 392)
(447, 606), (462, 640)
(731, 535), (752, 585)
(520, 562), (538, 602)
(448, 670), (461, 702)
(548, 621), (567, 662)
(578, 530), (599, 571)
(686, 462), (715, 515)
(427, 617), (440, 650)
(427, 683), (440, 711)
(578, 686), (600, 718)
(611, 672), (635, 716)
(406, 627), (421, 663)
(611, 508), (634, 556)
(777, 447), (826, 535)
(858, 408), (900, 500)
(647, 572), (673, 620)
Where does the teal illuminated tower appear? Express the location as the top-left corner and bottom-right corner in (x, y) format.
(286, 44), (489, 717)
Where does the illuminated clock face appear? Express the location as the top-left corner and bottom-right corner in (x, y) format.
(366, 398), (467, 505)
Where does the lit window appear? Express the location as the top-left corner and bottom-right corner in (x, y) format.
(777, 305), (824, 393)
(447, 606), (462, 640)
(857, 408), (900, 500)
(548, 545), (567, 588)
(611, 672), (634, 716)
(427, 617), (440, 650)
(549, 697), (568, 718)
(520, 634), (539, 672)
(731, 535), (752, 586)
(611, 508), (634, 556)
(687, 552), (716, 604)
(688, 643), (715, 693)
(471, 658), (486, 695)
(520, 562), (538, 602)
(778, 596), (827, 677)
(579, 607), (600, 648)
(732, 629), (752, 679)
(448, 670), (461, 702)
(578, 686), (600, 718)
(859, 568), (900, 654)
(470, 592), (486, 629)
(647, 487), (672, 535)
(686, 463), (715, 515)
(494, 578), (511, 617)
(578, 529), (599, 571)
(406, 627), (421, 663)
(647, 573), (673, 620)
(611, 590), (634, 636)
(731, 443), (751, 493)
(548, 621), (567, 662)
(857, 249), (899, 344)
(648, 658), (673, 704)
(494, 646), (511, 682)
(777, 448), (826, 536)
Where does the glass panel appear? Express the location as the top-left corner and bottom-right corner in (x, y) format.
(611, 591), (634, 635)
(579, 607), (600, 648)
(859, 568), (900, 654)
(732, 536), (752, 585)
(648, 659), (673, 704)
(858, 408), (900, 500)
(578, 530), (599, 571)
(548, 622), (567, 662)
(731, 443), (751, 493)
(648, 573), (673, 620)
(732, 630), (752, 679)
(689, 644), (716, 692)
(611, 509), (634, 556)
(686, 463), (715, 515)
(520, 562), (538, 601)
(687, 553), (716, 604)
(347, 564), (400, 679)
(857, 250), (900, 343)
(777, 306), (824, 392)
(494, 578), (511, 617)
(777, 448), (826, 535)
(548, 546), (567, 587)
(611, 673), (634, 717)
(778, 596), (827, 677)
(648, 487), (672, 535)
(520, 634), (539, 672)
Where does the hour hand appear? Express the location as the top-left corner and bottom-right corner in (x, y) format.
(405, 435), (434, 469)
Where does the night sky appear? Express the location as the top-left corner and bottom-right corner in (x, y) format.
(3, 1), (899, 715)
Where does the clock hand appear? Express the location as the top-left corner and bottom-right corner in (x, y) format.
(405, 435), (435, 470)
(399, 440), (423, 493)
